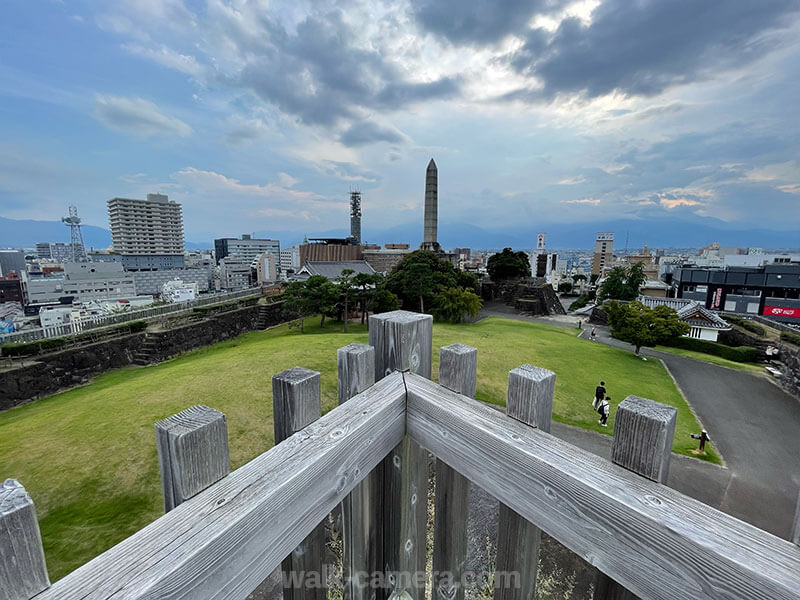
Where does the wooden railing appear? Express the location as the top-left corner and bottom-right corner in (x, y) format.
(2, 310), (799, 600)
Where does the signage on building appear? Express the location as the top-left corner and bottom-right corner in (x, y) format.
(712, 287), (723, 309)
(537, 233), (545, 250)
(764, 306), (800, 318)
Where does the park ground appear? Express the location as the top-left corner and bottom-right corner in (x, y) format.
(0, 316), (717, 581)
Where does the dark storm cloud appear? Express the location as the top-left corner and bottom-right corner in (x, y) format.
(411, 0), (560, 45)
(509, 0), (799, 100)
(233, 9), (459, 129)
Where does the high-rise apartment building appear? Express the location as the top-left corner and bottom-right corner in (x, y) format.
(108, 193), (184, 255)
(591, 232), (614, 276)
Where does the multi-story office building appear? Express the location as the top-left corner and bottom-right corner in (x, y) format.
(0, 250), (26, 278)
(255, 252), (278, 284)
(108, 193), (184, 256)
(215, 235), (280, 272)
(218, 256), (252, 291)
(280, 246), (300, 276)
(591, 232), (614, 276)
(88, 252), (185, 271)
(27, 262), (136, 305)
(675, 263), (800, 322)
(36, 242), (76, 263)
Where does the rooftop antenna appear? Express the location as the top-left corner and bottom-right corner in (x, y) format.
(62, 205), (87, 262)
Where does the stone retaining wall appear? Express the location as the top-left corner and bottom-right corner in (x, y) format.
(0, 301), (288, 411)
(0, 333), (146, 410)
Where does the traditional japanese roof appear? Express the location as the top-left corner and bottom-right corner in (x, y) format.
(637, 296), (731, 330)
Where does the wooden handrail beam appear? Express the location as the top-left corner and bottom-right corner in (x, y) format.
(404, 372), (800, 600)
(34, 372), (406, 600)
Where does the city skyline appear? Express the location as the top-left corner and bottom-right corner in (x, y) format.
(1, 1), (799, 245)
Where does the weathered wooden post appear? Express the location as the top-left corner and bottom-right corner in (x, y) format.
(793, 493), (800, 546)
(273, 367), (327, 600)
(0, 479), (50, 600)
(155, 405), (230, 512)
(338, 343), (378, 600)
(593, 395), (677, 600)
(369, 310), (432, 600)
(494, 364), (555, 600)
(434, 344), (477, 600)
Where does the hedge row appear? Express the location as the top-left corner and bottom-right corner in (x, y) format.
(1, 320), (147, 357)
(664, 336), (761, 362)
(781, 330), (800, 347)
(725, 315), (766, 336)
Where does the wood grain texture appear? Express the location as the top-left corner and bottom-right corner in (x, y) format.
(338, 344), (380, 600)
(404, 372), (800, 600)
(273, 366), (325, 600)
(495, 364), (555, 600)
(369, 311), (432, 600)
(595, 396), (678, 600)
(155, 405), (231, 513)
(34, 372), (407, 600)
(439, 344), (477, 399)
(794, 493), (800, 546)
(0, 479), (50, 600)
(506, 364), (555, 434)
(369, 310), (433, 380)
(338, 344), (376, 406)
(273, 367), (321, 444)
(434, 344), (477, 600)
(611, 395), (677, 484)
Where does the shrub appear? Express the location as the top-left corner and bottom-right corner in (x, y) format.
(664, 336), (761, 362)
(2, 337), (68, 357)
(781, 330), (800, 346)
(569, 294), (590, 311)
(725, 315), (765, 336)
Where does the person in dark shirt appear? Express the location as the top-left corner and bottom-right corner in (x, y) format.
(594, 381), (606, 409)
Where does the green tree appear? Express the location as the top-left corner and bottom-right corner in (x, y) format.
(596, 263), (647, 304)
(386, 251), (477, 313)
(281, 281), (311, 333)
(486, 248), (530, 280)
(352, 272), (382, 324)
(433, 287), (483, 323)
(371, 288), (399, 313)
(605, 300), (690, 354)
(557, 281), (573, 294)
(304, 275), (338, 328)
(335, 269), (357, 332)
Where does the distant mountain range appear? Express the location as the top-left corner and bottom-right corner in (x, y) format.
(2, 215), (797, 253)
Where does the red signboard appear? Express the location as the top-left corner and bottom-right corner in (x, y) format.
(764, 306), (800, 318)
(712, 287), (723, 309)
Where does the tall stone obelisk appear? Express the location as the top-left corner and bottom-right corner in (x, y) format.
(421, 158), (440, 251)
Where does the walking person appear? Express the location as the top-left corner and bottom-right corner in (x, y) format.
(592, 381), (606, 410)
(598, 396), (610, 427)
(590, 326), (597, 341)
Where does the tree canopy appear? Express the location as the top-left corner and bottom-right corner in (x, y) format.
(385, 250), (478, 314)
(596, 263), (647, 304)
(486, 248), (530, 280)
(605, 300), (690, 354)
(433, 287), (482, 323)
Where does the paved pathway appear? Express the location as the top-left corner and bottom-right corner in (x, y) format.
(479, 302), (800, 539)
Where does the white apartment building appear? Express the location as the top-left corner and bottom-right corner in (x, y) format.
(108, 193), (184, 255)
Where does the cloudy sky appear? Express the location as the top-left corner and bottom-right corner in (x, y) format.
(1, 0), (799, 244)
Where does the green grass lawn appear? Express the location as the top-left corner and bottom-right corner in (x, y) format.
(0, 316), (718, 581)
(652, 344), (765, 375)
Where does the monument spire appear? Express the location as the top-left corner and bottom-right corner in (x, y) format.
(421, 158), (440, 251)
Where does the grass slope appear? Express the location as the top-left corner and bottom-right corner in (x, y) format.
(0, 316), (717, 581)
